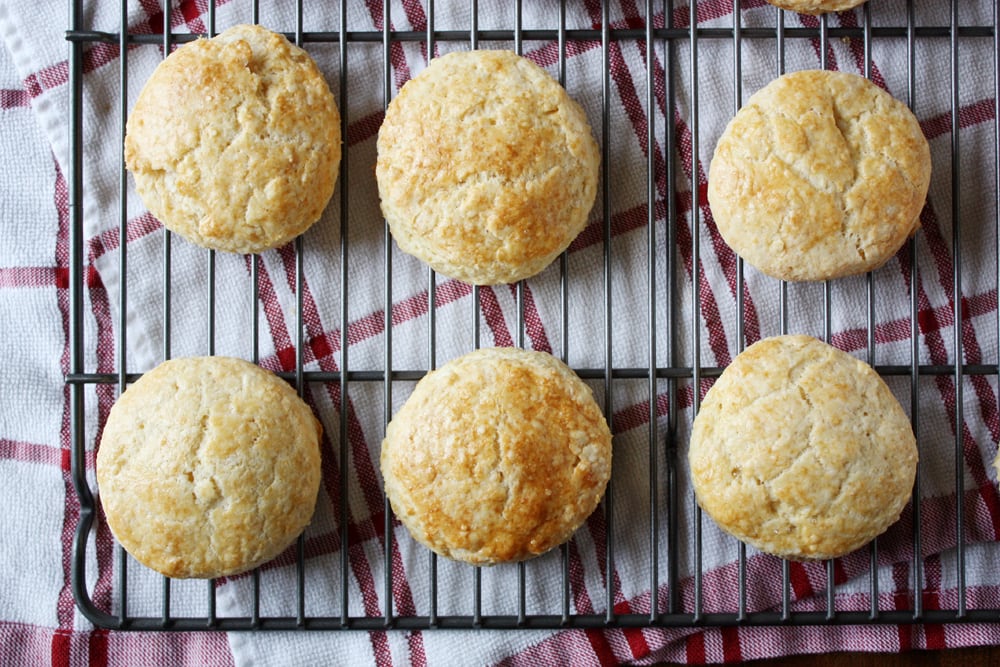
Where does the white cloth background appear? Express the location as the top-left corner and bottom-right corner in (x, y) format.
(0, 1), (998, 665)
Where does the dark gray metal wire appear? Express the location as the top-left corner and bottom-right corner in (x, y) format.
(160, 4), (173, 367)
(860, 0), (880, 622)
(382, 0), (395, 627)
(424, 0), (439, 632)
(161, 577), (171, 626)
(645, 0), (659, 622)
(338, 0), (352, 628)
(557, 1), (571, 626)
(688, 0), (704, 624)
(469, 0), (482, 628)
(731, 0), (748, 625)
(513, 0), (528, 626)
(294, 0), (308, 627)
(663, 0), (680, 618)
(950, 0), (967, 617)
(251, 570), (260, 628)
(906, 0), (924, 621)
(67, 25), (999, 47)
(600, 0), (616, 626)
(817, 10), (837, 622)
(774, 5), (792, 624)
(993, 3), (1000, 619)
(116, 0), (130, 629)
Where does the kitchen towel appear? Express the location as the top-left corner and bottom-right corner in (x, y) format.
(1, 0), (998, 665)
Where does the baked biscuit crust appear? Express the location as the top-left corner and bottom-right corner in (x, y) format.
(765, 0), (867, 15)
(708, 70), (930, 281)
(96, 356), (322, 579)
(380, 347), (612, 564)
(125, 24), (341, 254)
(994, 446), (999, 491)
(376, 50), (600, 285)
(689, 335), (917, 561)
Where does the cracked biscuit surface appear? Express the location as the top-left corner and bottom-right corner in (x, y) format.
(688, 335), (917, 561)
(381, 347), (612, 564)
(708, 70), (930, 281)
(765, 0), (867, 15)
(376, 49), (600, 285)
(96, 356), (322, 579)
(124, 24), (341, 254)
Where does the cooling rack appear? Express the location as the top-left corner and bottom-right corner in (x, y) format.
(67, 0), (1000, 631)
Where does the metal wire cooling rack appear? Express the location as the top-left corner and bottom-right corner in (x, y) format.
(67, 0), (1000, 631)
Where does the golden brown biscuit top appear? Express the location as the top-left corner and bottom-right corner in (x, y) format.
(376, 49), (600, 285)
(380, 347), (612, 564)
(96, 356), (322, 579)
(765, 0), (867, 15)
(708, 70), (930, 281)
(689, 335), (917, 561)
(124, 24), (340, 254)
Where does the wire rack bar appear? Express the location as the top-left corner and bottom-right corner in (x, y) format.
(337, 0), (352, 629)
(950, 0), (968, 618)
(904, 0), (923, 621)
(600, 0), (616, 626)
(72, 608), (1000, 632)
(65, 25), (997, 45)
(663, 0), (682, 619)
(732, 0), (749, 624)
(60, 362), (1000, 386)
(67, 0), (91, 621)
(995, 7), (1000, 612)
(687, 0), (704, 626)
(645, 0), (659, 622)
(862, 1), (881, 622)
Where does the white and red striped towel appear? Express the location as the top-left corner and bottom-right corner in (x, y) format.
(1, 1), (999, 665)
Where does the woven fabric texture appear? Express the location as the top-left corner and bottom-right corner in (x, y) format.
(0, 1), (998, 665)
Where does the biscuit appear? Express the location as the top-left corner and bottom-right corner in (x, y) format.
(380, 347), (612, 564)
(124, 24), (341, 254)
(765, 0), (867, 14)
(708, 70), (930, 281)
(688, 335), (917, 561)
(994, 446), (999, 491)
(376, 50), (600, 285)
(96, 356), (322, 579)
